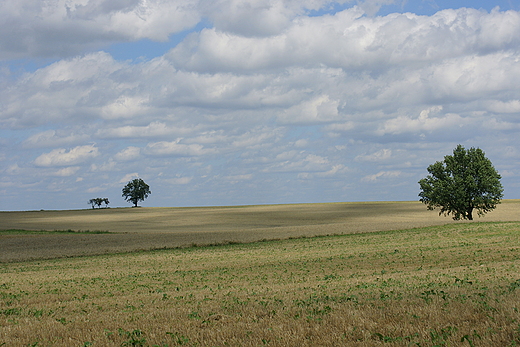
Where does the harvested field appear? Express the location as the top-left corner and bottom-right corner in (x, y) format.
(1, 222), (520, 346)
(1, 200), (519, 262)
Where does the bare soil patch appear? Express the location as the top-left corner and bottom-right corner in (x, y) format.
(1, 200), (519, 262)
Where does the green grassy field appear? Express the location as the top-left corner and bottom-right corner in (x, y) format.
(2, 220), (520, 345)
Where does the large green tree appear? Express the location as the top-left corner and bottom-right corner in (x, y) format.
(418, 145), (503, 220)
(122, 178), (151, 207)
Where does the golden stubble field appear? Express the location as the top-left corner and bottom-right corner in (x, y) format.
(1, 200), (519, 262)
(1, 201), (520, 346)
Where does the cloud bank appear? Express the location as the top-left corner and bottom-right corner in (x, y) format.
(1, 1), (519, 210)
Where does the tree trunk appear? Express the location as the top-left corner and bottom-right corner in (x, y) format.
(467, 208), (473, 220)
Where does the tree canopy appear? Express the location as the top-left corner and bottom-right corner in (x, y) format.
(88, 197), (109, 209)
(418, 145), (503, 220)
(122, 178), (151, 207)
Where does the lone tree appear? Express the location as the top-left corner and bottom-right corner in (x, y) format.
(122, 178), (151, 207)
(88, 198), (96, 209)
(418, 145), (503, 220)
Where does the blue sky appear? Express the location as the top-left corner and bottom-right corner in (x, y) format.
(1, 0), (520, 211)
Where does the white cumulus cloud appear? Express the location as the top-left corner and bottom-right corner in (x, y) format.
(356, 149), (392, 162)
(376, 107), (467, 135)
(144, 140), (214, 156)
(34, 145), (99, 167)
(362, 170), (402, 182)
(0, 0), (201, 60)
(114, 147), (141, 161)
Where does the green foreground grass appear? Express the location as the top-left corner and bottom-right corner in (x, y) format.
(1, 222), (520, 346)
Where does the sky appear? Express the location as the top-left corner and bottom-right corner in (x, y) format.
(1, 0), (520, 211)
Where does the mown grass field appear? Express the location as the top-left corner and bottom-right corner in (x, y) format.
(1, 201), (520, 346)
